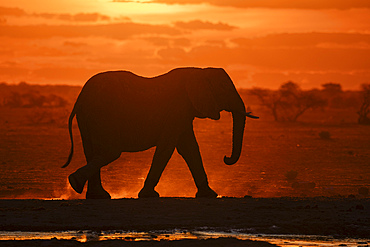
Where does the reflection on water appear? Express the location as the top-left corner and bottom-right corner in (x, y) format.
(0, 230), (369, 247)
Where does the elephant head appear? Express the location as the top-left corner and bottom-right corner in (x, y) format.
(185, 68), (248, 165)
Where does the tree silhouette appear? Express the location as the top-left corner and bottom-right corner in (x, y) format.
(251, 81), (326, 122)
(250, 88), (281, 121)
(357, 84), (370, 125)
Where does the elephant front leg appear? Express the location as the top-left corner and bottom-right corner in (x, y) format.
(138, 145), (176, 198)
(176, 128), (218, 198)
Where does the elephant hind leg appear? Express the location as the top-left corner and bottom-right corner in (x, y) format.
(68, 153), (120, 197)
(84, 150), (113, 199)
(68, 170), (87, 194)
(79, 131), (117, 199)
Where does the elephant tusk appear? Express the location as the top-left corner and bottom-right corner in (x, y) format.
(243, 111), (259, 119)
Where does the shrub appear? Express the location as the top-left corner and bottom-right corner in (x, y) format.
(357, 84), (370, 125)
(285, 170), (298, 181)
(319, 131), (331, 140)
(26, 108), (69, 126)
(5, 91), (68, 108)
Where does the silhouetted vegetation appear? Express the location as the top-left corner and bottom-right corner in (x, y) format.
(4, 91), (68, 108)
(0, 81), (367, 125)
(284, 170), (298, 181)
(249, 81), (366, 123)
(0, 82), (81, 126)
(250, 81), (326, 122)
(26, 108), (70, 126)
(0, 81), (81, 108)
(319, 131), (331, 140)
(321, 82), (360, 109)
(357, 84), (370, 125)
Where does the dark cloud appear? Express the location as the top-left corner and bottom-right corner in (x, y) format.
(0, 22), (182, 39)
(114, 16), (131, 22)
(231, 32), (370, 48)
(63, 41), (87, 48)
(142, 37), (191, 46)
(0, 6), (26, 16)
(0, 6), (115, 22)
(34, 12), (112, 22)
(155, 39), (370, 89)
(74, 13), (110, 22)
(156, 32), (370, 71)
(114, 0), (370, 9)
(173, 20), (237, 30)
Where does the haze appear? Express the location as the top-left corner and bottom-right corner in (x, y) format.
(0, 0), (369, 89)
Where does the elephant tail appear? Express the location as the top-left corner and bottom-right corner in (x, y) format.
(61, 106), (77, 168)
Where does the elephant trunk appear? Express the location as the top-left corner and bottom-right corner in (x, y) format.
(224, 111), (246, 165)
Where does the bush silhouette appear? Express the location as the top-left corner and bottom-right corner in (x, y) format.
(319, 131), (331, 140)
(357, 84), (370, 125)
(5, 91), (68, 108)
(251, 81), (326, 122)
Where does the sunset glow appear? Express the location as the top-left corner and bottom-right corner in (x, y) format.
(0, 0), (369, 89)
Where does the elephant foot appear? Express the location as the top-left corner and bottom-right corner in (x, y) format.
(196, 186), (218, 198)
(68, 169), (88, 194)
(86, 189), (111, 200)
(138, 187), (160, 198)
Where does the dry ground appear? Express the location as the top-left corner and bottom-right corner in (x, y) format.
(0, 105), (369, 199)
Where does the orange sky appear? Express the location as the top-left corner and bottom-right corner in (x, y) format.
(0, 0), (369, 89)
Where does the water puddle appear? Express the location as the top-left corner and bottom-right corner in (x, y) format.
(0, 230), (369, 246)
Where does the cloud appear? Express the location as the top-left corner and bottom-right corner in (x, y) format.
(156, 32), (370, 71)
(0, 6), (26, 16)
(114, 0), (370, 9)
(141, 36), (191, 46)
(0, 22), (182, 40)
(0, 6), (181, 39)
(0, 61), (28, 78)
(63, 41), (87, 48)
(0, 6), (117, 23)
(34, 12), (112, 22)
(32, 66), (98, 83)
(173, 20), (237, 31)
(231, 32), (370, 48)
(157, 47), (188, 61)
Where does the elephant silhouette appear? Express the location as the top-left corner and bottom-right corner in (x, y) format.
(62, 67), (258, 199)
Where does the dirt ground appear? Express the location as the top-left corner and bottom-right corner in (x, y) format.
(1, 197), (369, 246)
(1, 106), (369, 200)
(1, 197), (369, 236)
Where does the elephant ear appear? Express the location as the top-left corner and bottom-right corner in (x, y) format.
(185, 69), (220, 120)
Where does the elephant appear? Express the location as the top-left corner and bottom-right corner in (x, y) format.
(62, 67), (258, 199)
